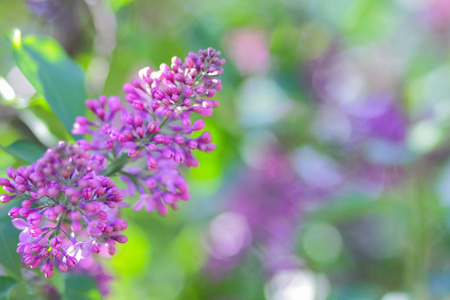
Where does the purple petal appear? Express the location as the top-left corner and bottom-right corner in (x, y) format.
(144, 198), (156, 212)
(132, 199), (144, 211)
(19, 229), (32, 243)
(118, 201), (130, 208)
(12, 218), (28, 230)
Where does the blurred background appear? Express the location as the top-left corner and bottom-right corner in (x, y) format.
(1, 0), (450, 299)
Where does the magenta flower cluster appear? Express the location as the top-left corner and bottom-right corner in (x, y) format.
(0, 48), (225, 292)
(73, 47), (225, 215)
(0, 142), (127, 278)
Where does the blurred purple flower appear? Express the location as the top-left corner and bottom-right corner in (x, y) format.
(204, 148), (305, 278)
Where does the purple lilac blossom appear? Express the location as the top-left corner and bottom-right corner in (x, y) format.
(204, 148), (305, 278)
(73, 47), (225, 215)
(0, 141), (127, 278)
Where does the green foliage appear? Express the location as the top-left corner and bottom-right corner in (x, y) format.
(63, 274), (102, 300)
(3, 140), (45, 164)
(0, 202), (22, 280)
(0, 276), (17, 300)
(11, 32), (86, 140)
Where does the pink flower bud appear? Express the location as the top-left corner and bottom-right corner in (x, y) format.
(27, 212), (42, 226)
(66, 256), (78, 267)
(193, 119), (205, 131)
(153, 134), (164, 143)
(58, 262), (68, 272)
(0, 194), (11, 203)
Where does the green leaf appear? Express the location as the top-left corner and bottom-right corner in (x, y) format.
(3, 140), (46, 164)
(0, 202), (22, 280)
(0, 276), (18, 300)
(63, 274), (101, 300)
(110, 0), (134, 12)
(11, 31), (86, 140)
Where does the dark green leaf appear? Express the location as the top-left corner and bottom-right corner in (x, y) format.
(11, 32), (86, 140)
(63, 274), (101, 300)
(0, 202), (22, 280)
(0, 276), (18, 300)
(4, 140), (45, 164)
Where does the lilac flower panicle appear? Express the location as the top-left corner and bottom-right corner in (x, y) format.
(0, 141), (127, 278)
(73, 48), (225, 215)
(0, 47), (225, 293)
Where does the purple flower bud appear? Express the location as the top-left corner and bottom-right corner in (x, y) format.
(52, 248), (61, 258)
(128, 148), (137, 158)
(174, 73), (184, 82)
(91, 243), (101, 253)
(48, 187), (59, 197)
(58, 262), (68, 272)
(77, 140), (92, 150)
(136, 127), (145, 137)
(0, 194), (11, 203)
(180, 118), (191, 129)
(134, 115), (143, 127)
(195, 86), (205, 94)
(24, 255), (36, 266)
(191, 104), (202, 113)
(132, 100), (144, 111)
(147, 156), (157, 170)
(185, 77), (194, 86)
(162, 149), (174, 159)
(153, 134), (164, 143)
(123, 83), (135, 93)
(206, 144), (217, 153)
(6, 167), (16, 179)
(163, 135), (173, 145)
(22, 199), (33, 208)
(98, 211), (108, 220)
(104, 225), (114, 234)
(151, 101), (160, 111)
(174, 136), (184, 144)
(185, 87), (194, 97)
(29, 226), (42, 237)
(187, 140), (198, 149)
(30, 244), (41, 253)
(19, 207), (30, 217)
(125, 114), (134, 125)
(154, 90), (166, 100)
(72, 221), (82, 232)
(206, 89), (217, 98)
(201, 108), (213, 117)
(162, 193), (174, 204)
(0, 178), (11, 186)
(108, 96), (122, 112)
(145, 178), (156, 189)
(112, 235), (128, 244)
(50, 237), (62, 248)
(147, 121), (159, 133)
(82, 188), (93, 200)
(9, 207), (20, 218)
(45, 208), (57, 220)
(183, 99), (192, 107)
(66, 256), (78, 267)
(193, 119), (206, 131)
(175, 153), (184, 164)
(163, 109), (173, 117)
(119, 131), (134, 143)
(27, 212), (42, 226)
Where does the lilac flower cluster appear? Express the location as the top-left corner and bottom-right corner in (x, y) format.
(205, 148), (305, 278)
(0, 48), (224, 292)
(73, 47), (225, 215)
(0, 141), (127, 278)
